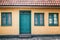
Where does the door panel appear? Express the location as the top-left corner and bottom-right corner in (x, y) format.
(19, 11), (31, 34)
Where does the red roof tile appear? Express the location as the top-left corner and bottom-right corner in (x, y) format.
(0, 0), (60, 6)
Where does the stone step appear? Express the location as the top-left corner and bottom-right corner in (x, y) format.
(19, 34), (31, 38)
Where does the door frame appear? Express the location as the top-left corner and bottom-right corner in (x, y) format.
(19, 10), (31, 34)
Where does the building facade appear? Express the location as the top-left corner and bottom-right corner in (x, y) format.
(0, 0), (60, 36)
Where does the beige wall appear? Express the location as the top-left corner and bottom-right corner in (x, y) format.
(0, 8), (60, 35)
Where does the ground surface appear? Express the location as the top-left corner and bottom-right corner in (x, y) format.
(0, 37), (60, 40)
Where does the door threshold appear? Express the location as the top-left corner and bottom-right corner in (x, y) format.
(19, 34), (31, 37)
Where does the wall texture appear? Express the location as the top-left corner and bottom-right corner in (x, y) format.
(0, 8), (60, 35)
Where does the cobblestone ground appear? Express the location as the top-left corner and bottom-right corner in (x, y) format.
(0, 37), (60, 40)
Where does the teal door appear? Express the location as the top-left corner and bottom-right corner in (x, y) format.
(19, 11), (31, 34)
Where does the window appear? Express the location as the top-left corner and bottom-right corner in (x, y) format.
(49, 13), (58, 26)
(1, 12), (12, 26)
(34, 13), (44, 26)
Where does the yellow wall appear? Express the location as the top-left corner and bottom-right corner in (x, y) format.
(0, 8), (60, 35)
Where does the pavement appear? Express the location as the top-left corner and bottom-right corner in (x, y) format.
(0, 37), (60, 40)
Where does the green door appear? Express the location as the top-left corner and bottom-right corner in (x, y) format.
(19, 11), (31, 34)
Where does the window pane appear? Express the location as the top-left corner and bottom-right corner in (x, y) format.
(40, 14), (43, 25)
(54, 14), (57, 18)
(49, 19), (52, 24)
(54, 18), (57, 21)
(8, 14), (12, 25)
(2, 14), (6, 25)
(35, 16), (38, 25)
(54, 20), (57, 24)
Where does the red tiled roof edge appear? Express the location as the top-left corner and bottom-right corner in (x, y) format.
(0, 0), (60, 6)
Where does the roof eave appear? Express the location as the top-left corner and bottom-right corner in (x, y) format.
(0, 5), (60, 8)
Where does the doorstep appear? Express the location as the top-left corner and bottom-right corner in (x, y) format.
(19, 34), (31, 38)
